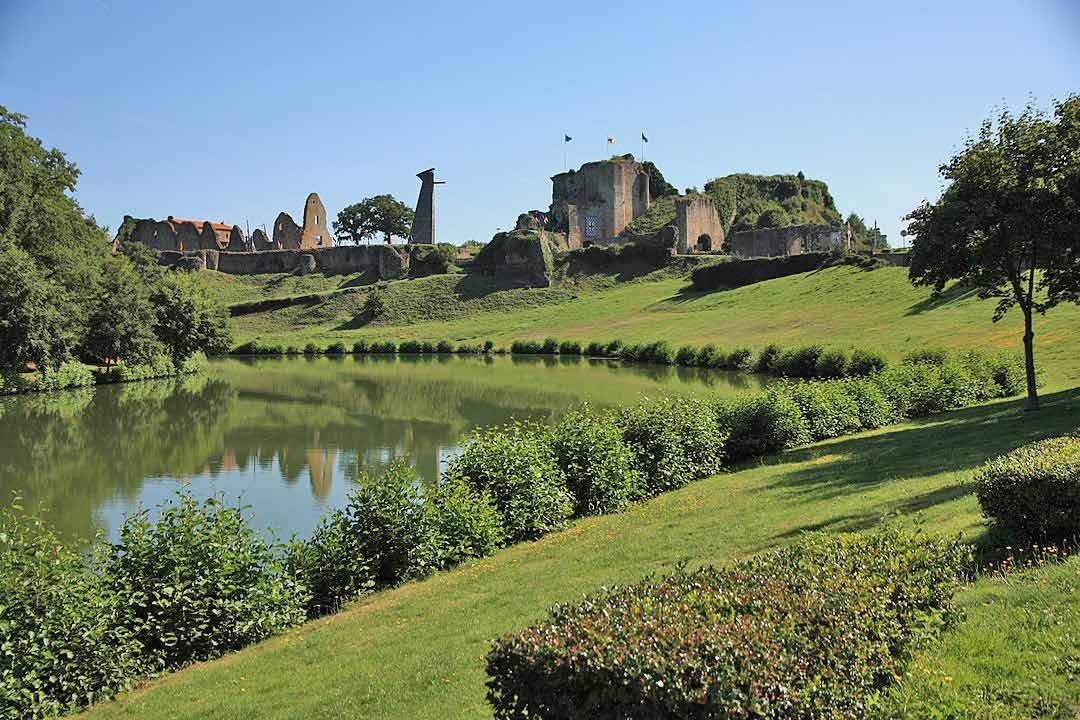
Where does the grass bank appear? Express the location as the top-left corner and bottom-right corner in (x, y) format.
(217, 265), (1080, 388)
(79, 387), (1080, 719)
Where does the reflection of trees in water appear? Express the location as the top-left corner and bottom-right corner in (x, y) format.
(0, 377), (238, 539)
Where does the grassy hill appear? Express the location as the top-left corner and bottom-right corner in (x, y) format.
(78, 388), (1080, 719)
(214, 265), (1080, 388)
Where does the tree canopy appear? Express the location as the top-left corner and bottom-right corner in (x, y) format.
(333, 195), (415, 245)
(906, 95), (1080, 408)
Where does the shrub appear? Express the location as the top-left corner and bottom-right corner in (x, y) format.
(36, 363), (95, 392)
(618, 343), (643, 361)
(640, 340), (674, 365)
(444, 421), (572, 543)
(1, 503), (142, 720)
(456, 343), (482, 354)
(615, 396), (725, 496)
(540, 338), (559, 354)
(974, 436), (1080, 542)
(325, 341), (346, 355)
(266, 344), (284, 355)
(303, 342), (320, 355)
(101, 491), (307, 672)
(726, 347), (754, 371)
(369, 340), (397, 353)
(774, 345), (823, 378)
(511, 340), (542, 354)
(0, 369), (30, 395)
(551, 406), (644, 516)
(483, 340), (494, 353)
(111, 351), (175, 382)
(286, 345), (300, 355)
(585, 341), (606, 357)
(958, 349), (1028, 399)
(558, 340), (582, 356)
(351, 340), (369, 354)
(436, 340), (454, 354)
(486, 525), (971, 720)
(775, 380), (863, 441)
(876, 360), (980, 418)
(674, 345), (698, 366)
(287, 517), (373, 618)
(398, 340), (423, 353)
(696, 343), (723, 368)
(715, 391), (809, 461)
(604, 339), (624, 356)
(421, 340), (436, 353)
(231, 340), (260, 355)
(904, 347), (950, 366)
(843, 376), (896, 429)
(847, 348), (887, 376)
(814, 348), (848, 379)
(754, 343), (783, 373)
(425, 478), (505, 568)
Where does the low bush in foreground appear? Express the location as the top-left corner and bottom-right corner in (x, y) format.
(715, 390), (809, 461)
(974, 435), (1080, 542)
(486, 526), (972, 720)
(551, 405), (643, 515)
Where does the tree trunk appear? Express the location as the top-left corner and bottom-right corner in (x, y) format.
(1022, 305), (1039, 410)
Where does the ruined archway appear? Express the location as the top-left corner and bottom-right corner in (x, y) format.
(697, 233), (713, 252)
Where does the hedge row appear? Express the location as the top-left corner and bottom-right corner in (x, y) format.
(486, 526), (972, 719)
(0, 354), (1026, 718)
(233, 339), (496, 356)
(0, 353), (208, 397)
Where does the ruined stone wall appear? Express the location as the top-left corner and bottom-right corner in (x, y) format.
(675, 197), (725, 254)
(550, 155), (650, 250)
(158, 244), (408, 280)
(300, 192), (333, 249)
(251, 228), (274, 251)
(273, 212), (302, 250)
(727, 223), (846, 258)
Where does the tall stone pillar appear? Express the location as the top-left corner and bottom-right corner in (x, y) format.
(409, 168), (444, 244)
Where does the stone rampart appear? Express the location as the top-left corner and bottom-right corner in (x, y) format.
(675, 197), (725, 254)
(727, 223), (849, 258)
(158, 244), (408, 280)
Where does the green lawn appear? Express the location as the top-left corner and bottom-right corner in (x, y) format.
(222, 265), (1080, 388)
(79, 388), (1080, 719)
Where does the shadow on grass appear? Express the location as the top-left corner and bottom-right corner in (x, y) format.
(764, 387), (1080, 540)
(904, 282), (981, 315)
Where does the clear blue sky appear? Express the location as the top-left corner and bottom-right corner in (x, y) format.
(2, 0), (1077, 248)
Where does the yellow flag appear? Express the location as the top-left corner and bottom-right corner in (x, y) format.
(607, 137), (614, 144)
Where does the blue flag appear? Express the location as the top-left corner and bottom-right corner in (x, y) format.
(564, 134), (572, 142)
(641, 132), (649, 143)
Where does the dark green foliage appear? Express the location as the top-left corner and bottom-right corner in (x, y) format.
(0, 243), (72, 371)
(689, 253), (830, 291)
(904, 347), (950, 365)
(436, 340), (454, 354)
(638, 340), (674, 365)
(325, 341), (346, 355)
(369, 340), (397, 353)
(551, 406), (643, 516)
(510, 340), (542, 354)
(755, 343), (783, 373)
(704, 173), (842, 233)
(83, 255), (160, 368)
(814, 348), (849, 379)
(641, 160), (676, 198)
(726, 347), (754, 371)
(361, 289), (387, 321)
(674, 345), (698, 366)
(285, 346), (300, 354)
(425, 478), (505, 568)
(876, 360), (981, 418)
(615, 397), (726, 496)
(486, 525), (971, 720)
(847, 348), (888, 376)
(774, 380), (863, 441)
(303, 342), (320, 355)
(100, 491), (307, 672)
(715, 391), (809, 461)
(540, 337), (558, 354)
(622, 195), (676, 236)
(421, 340), (436, 353)
(444, 422), (573, 543)
(585, 341), (606, 357)
(0, 502), (142, 720)
(696, 343), (724, 368)
(151, 274), (232, 363)
(974, 436), (1080, 542)
(398, 340), (422, 353)
(557, 340), (582, 355)
(843, 377), (896, 429)
(352, 339), (369, 354)
(333, 194), (415, 245)
(775, 345), (824, 378)
(605, 340), (624, 356)
(483, 340), (494, 353)
(287, 517), (373, 618)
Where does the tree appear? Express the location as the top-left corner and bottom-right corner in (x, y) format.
(0, 242), (71, 371)
(151, 274), (233, 364)
(906, 96), (1080, 409)
(333, 195), (415, 245)
(641, 161), (676, 198)
(84, 256), (160, 367)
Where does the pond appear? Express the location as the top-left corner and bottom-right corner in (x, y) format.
(0, 355), (769, 541)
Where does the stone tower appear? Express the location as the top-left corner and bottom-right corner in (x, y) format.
(409, 168), (444, 244)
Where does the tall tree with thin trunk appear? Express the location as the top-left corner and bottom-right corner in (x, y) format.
(906, 96), (1080, 410)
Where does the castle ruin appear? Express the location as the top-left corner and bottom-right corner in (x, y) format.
(549, 155), (651, 248)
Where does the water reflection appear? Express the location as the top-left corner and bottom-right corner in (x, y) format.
(0, 355), (768, 541)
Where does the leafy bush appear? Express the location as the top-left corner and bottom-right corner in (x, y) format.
(436, 340), (454, 354)
(421, 340), (437, 353)
(843, 376), (896, 429)
(483, 340), (494, 353)
(325, 341), (346, 355)
(775, 380), (863, 441)
(814, 348), (849, 378)
(303, 342), (320, 355)
(111, 351), (175, 382)
(715, 391), (809, 461)
(551, 405), (643, 516)
(1, 503), (142, 720)
(604, 339), (624, 356)
(511, 340), (542, 354)
(35, 363), (95, 392)
(288, 515), (373, 618)
(444, 421), (573, 543)
(425, 478), (506, 568)
(774, 345), (824, 378)
(558, 340), (582, 356)
(100, 491), (307, 672)
(352, 340), (369, 353)
(540, 338), (559, 354)
(904, 347), (950, 366)
(398, 340), (422, 353)
(369, 340), (397, 353)
(726, 347), (754, 371)
(876, 360), (981, 418)
(696, 343), (723, 368)
(755, 342), (783, 373)
(974, 436), (1080, 542)
(486, 526), (971, 720)
(615, 397), (725, 496)
(674, 345), (698, 366)
(847, 348), (887, 376)
(585, 341), (606, 357)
